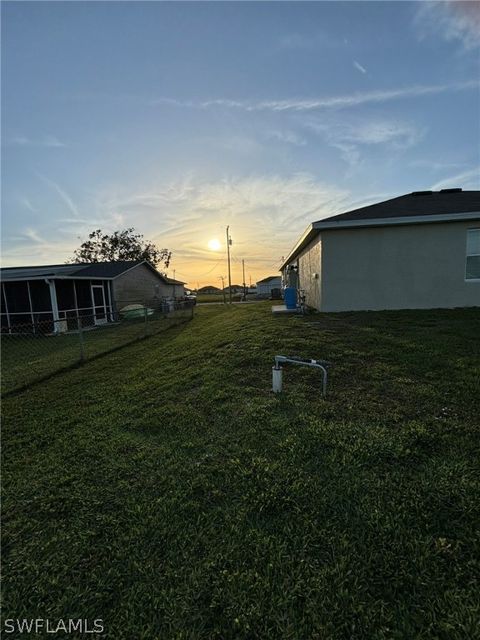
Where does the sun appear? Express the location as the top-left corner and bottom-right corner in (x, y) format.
(208, 238), (221, 251)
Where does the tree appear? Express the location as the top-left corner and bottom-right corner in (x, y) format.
(71, 228), (171, 268)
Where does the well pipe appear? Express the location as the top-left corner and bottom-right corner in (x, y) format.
(273, 355), (330, 397)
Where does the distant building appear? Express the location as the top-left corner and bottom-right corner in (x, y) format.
(223, 284), (243, 294)
(256, 276), (282, 297)
(280, 189), (480, 311)
(0, 260), (185, 333)
(197, 286), (222, 294)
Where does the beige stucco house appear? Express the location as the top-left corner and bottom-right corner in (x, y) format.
(280, 189), (480, 312)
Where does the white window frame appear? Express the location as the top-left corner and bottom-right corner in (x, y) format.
(465, 228), (480, 282)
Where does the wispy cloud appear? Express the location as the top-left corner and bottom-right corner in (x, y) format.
(91, 173), (351, 283)
(410, 159), (467, 173)
(150, 79), (477, 113)
(303, 116), (424, 167)
(353, 60), (367, 74)
(430, 167), (480, 191)
(11, 135), (66, 148)
(341, 121), (424, 148)
(415, 1), (480, 51)
(37, 173), (80, 218)
(19, 197), (39, 213)
(265, 129), (306, 146)
(22, 227), (48, 244)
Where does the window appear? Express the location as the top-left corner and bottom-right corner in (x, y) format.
(466, 229), (480, 281)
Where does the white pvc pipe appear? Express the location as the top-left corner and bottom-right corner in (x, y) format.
(274, 355), (330, 396)
(272, 366), (283, 393)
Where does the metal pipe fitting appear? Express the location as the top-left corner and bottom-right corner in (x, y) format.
(273, 355), (331, 396)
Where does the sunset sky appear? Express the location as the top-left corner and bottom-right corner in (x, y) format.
(2, 1), (479, 287)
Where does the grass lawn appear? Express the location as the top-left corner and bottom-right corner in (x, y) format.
(1, 309), (193, 395)
(196, 293), (256, 303)
(2, 303), (480, 639)
(196, 293), (225, 303)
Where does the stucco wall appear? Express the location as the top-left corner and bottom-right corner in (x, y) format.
(297, 236), (322, 310)
(113, 264), (182, 308)
(321, 221), (480, 312)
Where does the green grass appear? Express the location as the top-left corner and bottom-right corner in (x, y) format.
(1, 309), (193, 395)
(2, 303), (480, 639)
(196, 293), (255, 303)
(196, 293), (224, 303)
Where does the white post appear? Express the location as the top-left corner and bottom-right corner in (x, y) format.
(26, 281), (35, 328)
(272, 366), (283, 393)
(46, 279), (62, 333)
(106, 280), (113, 321)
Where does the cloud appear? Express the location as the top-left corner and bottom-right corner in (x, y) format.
(150, 79), (477, 113)
(341, 121), (424, 148)
(37, 173), (80, 218)
(90, 173), (351, 284)
(430, 167), (480, 191)
(11, 135), (66, 148)
(22, 227), (48, 244)
(353, 60), (367, 74)
(415, 1), (480, 51)
(265, 129), (307, 146)
(410, 159), (467, 173)
(303, 117), (424, 167)
(19, 197), (39, 213)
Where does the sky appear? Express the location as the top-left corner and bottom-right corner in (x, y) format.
(1, 1), (479, 287)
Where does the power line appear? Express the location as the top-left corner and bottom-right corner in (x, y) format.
(172, 257), (224, 279)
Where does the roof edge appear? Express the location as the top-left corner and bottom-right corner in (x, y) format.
(281, 211), (480, 269)
(313, 210), (480, 231)
(279, 223), (315, 271)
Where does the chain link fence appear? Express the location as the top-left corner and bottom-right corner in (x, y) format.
(1, 300), (194, 395)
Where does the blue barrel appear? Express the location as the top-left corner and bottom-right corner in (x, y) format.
(284, 287), (297, 310)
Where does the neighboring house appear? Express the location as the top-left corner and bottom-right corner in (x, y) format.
(0, 260), (185, 333)
(197, 286), (222, 294)
(280, 189), (480, 312)
(256, 276), (282, 297)
(223, 285), (243, 294)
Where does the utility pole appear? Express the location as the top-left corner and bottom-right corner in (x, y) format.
(173, 269), (176, 299)
(242, 259), (246, 301)
(226, 226), (232, 304)
(219, 276), (226, 304)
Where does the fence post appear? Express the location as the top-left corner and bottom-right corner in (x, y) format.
(77, 315), (85, 361)
(144, 306), (148, 338)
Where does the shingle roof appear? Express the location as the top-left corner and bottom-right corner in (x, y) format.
(0, 260), (169, 282)
(317, 189), (480, 224)
(164, 276), (186, 285)
(280, 189), (480, 270)
(70, 261), (143, 278)
(257, 276), (282, 284)
(197, 286), (222, 292)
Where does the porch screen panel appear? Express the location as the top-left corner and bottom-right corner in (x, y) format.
(74, 280), (95, 327)
(3, 282), (30, 329)
(55, 280), (76, 312)
(29, 280), (52, 313)
(1, 286), (9, 331)
(28, 280), (53, 329)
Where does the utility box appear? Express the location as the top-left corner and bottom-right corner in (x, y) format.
(270, 288), (282, 300)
